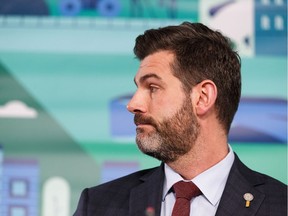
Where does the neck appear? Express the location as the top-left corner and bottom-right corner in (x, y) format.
(166, 131), (229, 180)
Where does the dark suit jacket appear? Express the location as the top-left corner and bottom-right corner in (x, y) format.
(73, 154), (287, 216)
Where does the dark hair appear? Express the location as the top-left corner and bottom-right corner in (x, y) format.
(134, 22), (241, 134)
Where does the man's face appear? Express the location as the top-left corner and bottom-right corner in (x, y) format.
(127, 51), (199, 163)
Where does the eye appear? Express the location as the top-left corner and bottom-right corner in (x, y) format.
(149, 84), (159, 93)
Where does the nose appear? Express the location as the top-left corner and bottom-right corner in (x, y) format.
(126, 92), (146, 114)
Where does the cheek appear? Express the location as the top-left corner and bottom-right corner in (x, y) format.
(149, 97), (181, 121)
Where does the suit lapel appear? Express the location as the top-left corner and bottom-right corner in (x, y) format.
(216, 154), (265, 216)
(127, 154), (268, 216)
(129, 164), (165, 216)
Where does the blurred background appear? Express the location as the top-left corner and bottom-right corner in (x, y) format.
(0, 0), (287, 215)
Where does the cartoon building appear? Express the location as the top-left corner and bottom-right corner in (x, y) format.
(200, 0), (287, 56)
(255, 0), (287, 55)
(0, 157), (39, 216)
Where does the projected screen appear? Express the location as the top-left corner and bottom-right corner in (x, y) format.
(0, 0), (287, 215)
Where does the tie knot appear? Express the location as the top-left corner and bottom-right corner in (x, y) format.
(173, 181), (201, 200)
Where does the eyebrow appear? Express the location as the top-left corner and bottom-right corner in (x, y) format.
(134, 73), (162, 86)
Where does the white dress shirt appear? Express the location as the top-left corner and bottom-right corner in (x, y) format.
(160, 145), (235, 216)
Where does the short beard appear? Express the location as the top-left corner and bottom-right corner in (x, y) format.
(134, 96), (199, 163)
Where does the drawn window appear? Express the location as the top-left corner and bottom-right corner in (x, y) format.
(261, 0), (270, 5)
(261, 15), (270, 30)
(9, 206), (27, 216)
(275, 15), (284, 30)
(10, 179), (28, 198)
(274, 0), (284, 5)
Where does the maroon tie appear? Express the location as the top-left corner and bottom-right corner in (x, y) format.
(171, 181), (202, 216)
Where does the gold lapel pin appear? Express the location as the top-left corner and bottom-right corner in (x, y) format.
(243, 193), (254, 208)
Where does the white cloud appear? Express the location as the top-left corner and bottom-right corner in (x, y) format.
(0, 100), (38, 118)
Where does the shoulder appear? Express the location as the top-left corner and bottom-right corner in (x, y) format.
(85, 166), (161, 197)
(73, 165), (163, 215)
(218, 154), (287, 215)
(232, 153), (287, 195)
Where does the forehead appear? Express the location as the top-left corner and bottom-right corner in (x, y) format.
(134, 51), (175, 84)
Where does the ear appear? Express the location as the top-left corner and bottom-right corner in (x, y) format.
(191, 80), (217, 116)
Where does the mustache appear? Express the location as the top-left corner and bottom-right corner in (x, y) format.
(134, 114), (158, 128)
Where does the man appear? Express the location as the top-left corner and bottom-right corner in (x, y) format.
(73, 22), (287, 216)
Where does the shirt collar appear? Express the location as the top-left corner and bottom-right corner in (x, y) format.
(163, 145), (235, 206)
